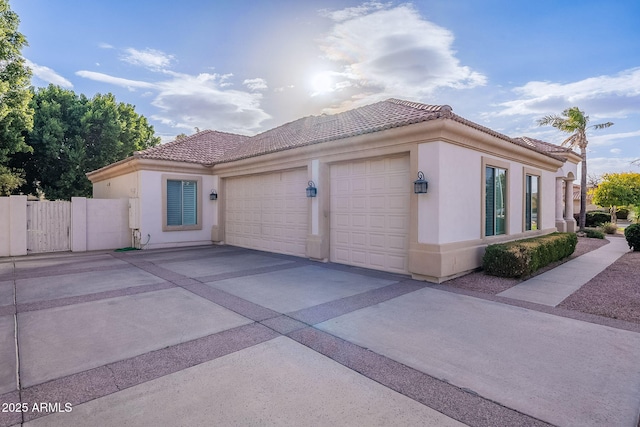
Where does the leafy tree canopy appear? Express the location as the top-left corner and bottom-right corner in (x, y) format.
(12, 85), (160, 199)
(591, 172), (640, 209)
(0, 0), (34, 194)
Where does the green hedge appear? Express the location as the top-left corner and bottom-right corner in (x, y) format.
(624, 223), (640, 251)
(483, 233), (578, 278)
(586, 211), (611, 227)
(584, 228), (605, 239)
(617, 208), (629, 220)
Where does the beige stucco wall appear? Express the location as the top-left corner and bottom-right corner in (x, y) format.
(92, 171), (140, 199)
(0, 196), (27, 257)
(71, 197), (130, 251)
(138, 170), (218, 249)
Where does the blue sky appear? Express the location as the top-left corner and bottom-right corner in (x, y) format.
(12, 0), (640, 177)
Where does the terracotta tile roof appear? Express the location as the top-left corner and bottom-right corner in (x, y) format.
(217, 99), (452, 163)
(134, 130), (249, 164)
(513, 136), (577, 156)
(135, 99), (571, 166)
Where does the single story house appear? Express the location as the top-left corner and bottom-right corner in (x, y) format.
(87, 98), (580, 282)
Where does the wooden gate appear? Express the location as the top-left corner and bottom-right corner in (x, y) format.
(26, 201), (71, 253)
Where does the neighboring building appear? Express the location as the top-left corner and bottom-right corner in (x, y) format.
(87, 99), (580, 282)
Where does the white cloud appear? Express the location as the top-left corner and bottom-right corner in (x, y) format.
(495, 67), (640, 117)
(99, 43), (114, 49)
(120, 48), (175, 70)
(586, 156), (640, 177)
(75, 71), (155, 90)
(243, 78), (268, 91)
(152, 72), (271, 133)
(590, 129), (640, 147)
(319, 1), (388, 22)
(26, 59), (73, 88)
(610, 148), (622, 154)
(77, 69), (270, 134)
(316, 3), (486, 111)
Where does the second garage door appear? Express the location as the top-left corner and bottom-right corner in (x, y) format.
(225, 169), (308, 257)
(330, 156), (410, 274)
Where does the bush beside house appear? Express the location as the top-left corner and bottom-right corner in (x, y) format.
(483, 233), (578, 278)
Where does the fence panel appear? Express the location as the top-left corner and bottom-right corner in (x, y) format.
(26, 201), (71, 253)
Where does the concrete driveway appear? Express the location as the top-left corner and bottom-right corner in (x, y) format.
(1, 245), (639, 427)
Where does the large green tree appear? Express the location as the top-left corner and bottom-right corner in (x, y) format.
(538, 107), (613, 230)
(13, 85), (160, 199)
(0, 0), (34, 194)
(591, 172), (640, 222)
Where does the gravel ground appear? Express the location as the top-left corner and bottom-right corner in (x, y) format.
(558, 249), (640, 323)
(446, 235), (640, 326)
(444, 237), (611, 295)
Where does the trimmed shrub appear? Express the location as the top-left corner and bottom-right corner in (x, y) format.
(483, 233), (577, 278)
(583, 228), (605, 239)
(624, 223), (640, 251)
(617, 208), (629, 220)
(585, 211), (611, 227)
(601, 222), (618, 234)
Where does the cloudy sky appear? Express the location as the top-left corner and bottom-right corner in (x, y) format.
(13, 0), (640, 177)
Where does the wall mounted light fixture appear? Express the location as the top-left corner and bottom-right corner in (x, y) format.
(306, 181), (317, 198)
(413, 171), (428, 194)
(209, 190), (218, 200)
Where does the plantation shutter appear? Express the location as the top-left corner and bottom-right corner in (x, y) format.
(167, 180), (183, 226)
(182, 181), (197, 225)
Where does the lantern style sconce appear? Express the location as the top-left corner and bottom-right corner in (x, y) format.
(209, 190), (218, 200)
(413, 171), (428, 194)
(306, 181), (317, 198)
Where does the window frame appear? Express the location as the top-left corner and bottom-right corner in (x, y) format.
(482, 157), (510, 238)
(162, 174), (203, 231)
(523, 168), (541, 232)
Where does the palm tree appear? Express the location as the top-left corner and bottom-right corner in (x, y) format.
(537, 107), (613, 231)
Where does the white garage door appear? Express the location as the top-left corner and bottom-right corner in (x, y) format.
(330, 156), (410, 274)
(225, 169), (308, 257)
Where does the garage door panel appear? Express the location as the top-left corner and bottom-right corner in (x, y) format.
(370, 176), (385, 190)
(352, 214), (367, 228)
(226, 169), (308, 257)
(352, 232), (367, 246)
(387, 157), (408, 171)
(388, 174), (407, 190)
(370, 196), (386, 210)
(369, 234), (385, 248)
(330, 156), (410, 274)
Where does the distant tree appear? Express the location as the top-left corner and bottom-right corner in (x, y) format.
(591, 172), (640, 223)
(538, 107), (613, 230)
(175, 133), (188, 140)
(12, 85), (160, 199)
(0, 0), (34, 194)
(587, 173), (601, 189)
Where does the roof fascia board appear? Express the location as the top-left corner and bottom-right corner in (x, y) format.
(213, 118), (564, 174)
(87, 158), (213, 183)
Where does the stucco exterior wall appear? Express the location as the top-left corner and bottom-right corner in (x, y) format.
(0, 196), (27, 257)
(92, 171), (140, 199)
(417, 141), (558, 246)
(138, 170), (217, 249)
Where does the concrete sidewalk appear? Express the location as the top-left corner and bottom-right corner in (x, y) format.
(497, 236), (630, 306)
